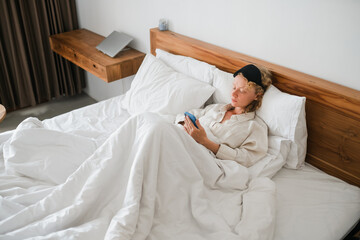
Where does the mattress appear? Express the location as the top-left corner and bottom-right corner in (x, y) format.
(273, 163), (360, 240)
(0, 95), (359, 239)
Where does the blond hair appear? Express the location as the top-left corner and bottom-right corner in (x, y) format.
(243, 64), (272, 113)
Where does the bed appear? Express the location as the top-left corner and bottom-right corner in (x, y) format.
(0, 28), (359, 239)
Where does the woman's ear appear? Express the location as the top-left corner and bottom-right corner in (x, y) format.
(255, 91), (264, 100)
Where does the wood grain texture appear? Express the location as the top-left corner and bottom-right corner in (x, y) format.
(0, 104), (6, 123)
(150, 28), (360, 187)
(50, 29), (145, 83)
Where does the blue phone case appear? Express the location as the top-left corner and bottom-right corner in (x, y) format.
(184, 112), (198, 128)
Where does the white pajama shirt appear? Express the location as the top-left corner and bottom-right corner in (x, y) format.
(175, 104), (268, 167)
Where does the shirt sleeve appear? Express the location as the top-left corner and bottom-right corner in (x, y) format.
(174, 104), (215, 124)
(215, 122), (268, 167)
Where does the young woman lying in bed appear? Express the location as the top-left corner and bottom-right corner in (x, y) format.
(179, 64), (273, 168)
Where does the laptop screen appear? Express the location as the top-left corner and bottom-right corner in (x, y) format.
(96, 31), (133, 58)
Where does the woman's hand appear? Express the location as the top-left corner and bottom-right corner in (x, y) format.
(183, 116), (207, 144)
(183, 116), (220, 154)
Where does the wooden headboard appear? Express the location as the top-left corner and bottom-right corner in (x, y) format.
(150, 28), (360, 187)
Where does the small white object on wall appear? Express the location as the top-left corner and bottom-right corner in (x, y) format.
(158, 18), (168, 31)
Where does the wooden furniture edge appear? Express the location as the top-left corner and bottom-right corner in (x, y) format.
(306, 154), (360, 187)
(0, 104), (6, 123)
(50, 29), (145, 83)
(50, 35), (107, 81)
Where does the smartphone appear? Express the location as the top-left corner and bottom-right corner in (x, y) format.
(184, 112), (198, 128)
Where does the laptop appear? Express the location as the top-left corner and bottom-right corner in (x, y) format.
(96, 31), (133, 58)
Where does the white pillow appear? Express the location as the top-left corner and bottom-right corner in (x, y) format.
(212, 68), (233, 104)
(249, 135), (291, 179)
(123, 54), (215, 116)
(256, 85), (307, 169)
(155, 49), (216, 84)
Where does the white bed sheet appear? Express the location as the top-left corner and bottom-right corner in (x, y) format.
(0, 95), (359, 239)
(273, 163), (360, 240)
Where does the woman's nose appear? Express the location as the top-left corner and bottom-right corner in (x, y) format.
(232, 90), (237, 97)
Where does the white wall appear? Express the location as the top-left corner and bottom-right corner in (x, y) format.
(75, 0), (360, 101)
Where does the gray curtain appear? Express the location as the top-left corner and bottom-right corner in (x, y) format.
(0, 0), (85, 111)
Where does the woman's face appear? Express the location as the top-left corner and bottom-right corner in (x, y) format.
(231, 74), (258, 109)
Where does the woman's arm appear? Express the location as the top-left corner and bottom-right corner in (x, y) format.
(185, 112), (268, 167)
(215, 124), (268, 167)
(201, 138), (220, 155)
(183, 116), (220, 154)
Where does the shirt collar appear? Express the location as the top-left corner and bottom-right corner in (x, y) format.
(221, 104), (255, 122)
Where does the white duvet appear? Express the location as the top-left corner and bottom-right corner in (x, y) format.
(0, 99), (276, 239)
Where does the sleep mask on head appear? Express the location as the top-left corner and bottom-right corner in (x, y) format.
(233, 64), (265, 90)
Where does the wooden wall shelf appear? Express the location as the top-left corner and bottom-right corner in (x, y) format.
(49, 29), (145, 83)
